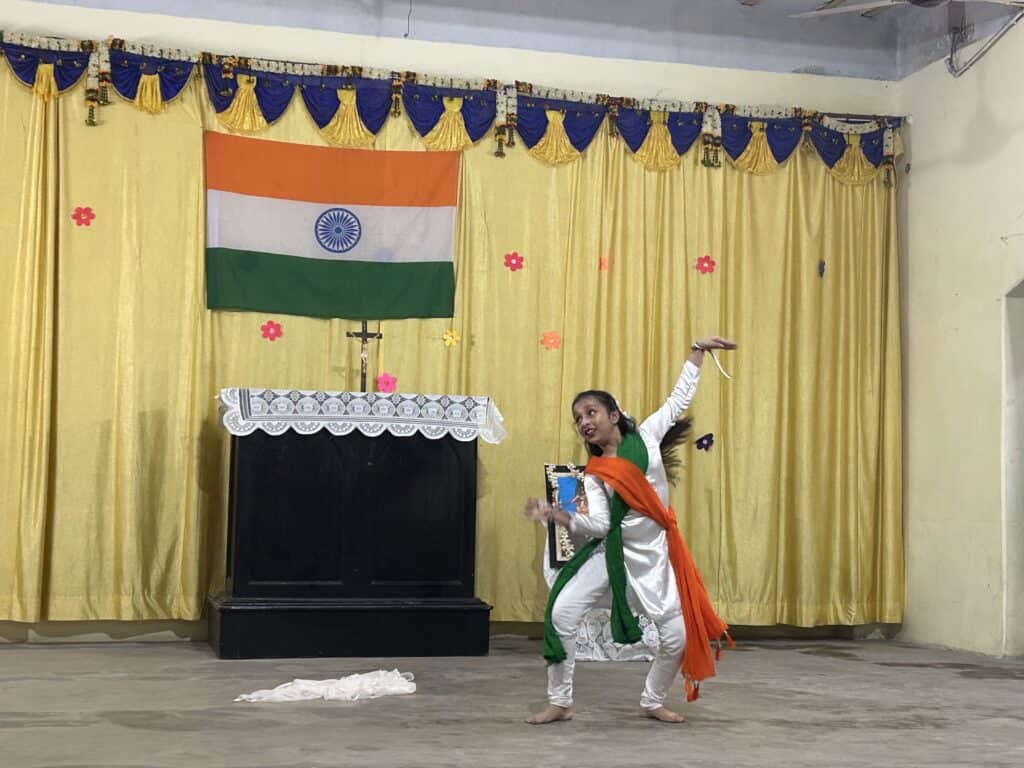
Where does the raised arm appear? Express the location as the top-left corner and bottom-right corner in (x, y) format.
(640, 336), (737, 442)
(640, 361), (700, 442)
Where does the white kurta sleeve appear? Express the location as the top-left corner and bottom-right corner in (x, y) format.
(568, 475), (612, 539)
(639, 360), (701, 443)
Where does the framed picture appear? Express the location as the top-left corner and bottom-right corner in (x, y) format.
(544, 463), (585, 568)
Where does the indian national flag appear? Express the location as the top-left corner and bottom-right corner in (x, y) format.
(204, 132), (458, 320)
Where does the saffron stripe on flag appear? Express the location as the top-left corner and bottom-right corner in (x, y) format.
(205, 247), (455, 320)
(204, 131), (459, 207)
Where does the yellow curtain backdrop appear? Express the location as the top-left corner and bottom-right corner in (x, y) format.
(0, 66), (58, 622)
(0, 63), (902, 626)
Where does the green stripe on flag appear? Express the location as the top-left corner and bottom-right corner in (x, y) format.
(205, 247), (455, 320)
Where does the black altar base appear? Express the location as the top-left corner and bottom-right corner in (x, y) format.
(207, 429), (491, 659)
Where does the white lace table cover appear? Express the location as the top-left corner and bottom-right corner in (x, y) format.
(542, 537), (657, 662)
(217, 389), (506, 444)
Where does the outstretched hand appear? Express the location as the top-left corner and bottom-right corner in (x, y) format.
(523, 497), (553, 524)
(697, 336), (737, 350)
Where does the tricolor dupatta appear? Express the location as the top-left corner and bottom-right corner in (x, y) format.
(586, 447), (732, 700)
(542, 432), (649, 666)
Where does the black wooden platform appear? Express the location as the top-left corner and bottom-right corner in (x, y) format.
(207, 429), (491, 659)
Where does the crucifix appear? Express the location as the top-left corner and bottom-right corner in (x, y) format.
(346, 321), (383, 392)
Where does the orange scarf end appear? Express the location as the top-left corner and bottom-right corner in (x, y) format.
(587, 454), (732, 701)
(685, 679), (700, 702)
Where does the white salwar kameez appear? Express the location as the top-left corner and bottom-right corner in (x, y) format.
(547, 361), (700, 710)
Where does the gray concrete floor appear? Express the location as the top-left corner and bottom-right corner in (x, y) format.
(2, 636), (1023, 768)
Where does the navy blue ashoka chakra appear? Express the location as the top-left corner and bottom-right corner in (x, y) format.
(315, 208), (362, 253)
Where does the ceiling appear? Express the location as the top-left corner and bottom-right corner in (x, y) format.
(29, 0), (1023, 80)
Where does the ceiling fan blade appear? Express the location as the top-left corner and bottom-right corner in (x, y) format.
(792, 0), (905, 17)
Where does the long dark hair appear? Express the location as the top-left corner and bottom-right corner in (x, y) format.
(571, 389), (692, 485)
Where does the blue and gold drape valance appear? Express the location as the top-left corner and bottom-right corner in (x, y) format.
(110, 47), (194, 114)
(512, 84), (608, 166)
(2, 40), (92, 101)
(0, 31), (902, 183)
(403, 83), (497, 151)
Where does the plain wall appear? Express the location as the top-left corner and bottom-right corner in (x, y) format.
(897, 25), (1024, 655)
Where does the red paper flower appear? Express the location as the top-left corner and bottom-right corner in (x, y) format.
(599, 255), (610, 272)
(71, 206), (96, 227)
(260, 320), (283, 341)
(541, 330), (561, 350)
(504, 251), (524, 271)
(376, 372), (397, 393)
(696, 255), (716, 274)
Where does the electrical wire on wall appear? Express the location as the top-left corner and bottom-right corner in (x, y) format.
(947, 7), (1024, 77)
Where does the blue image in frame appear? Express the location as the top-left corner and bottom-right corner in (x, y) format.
(315, 207), (362, 253)
(556, 475), (579, 516)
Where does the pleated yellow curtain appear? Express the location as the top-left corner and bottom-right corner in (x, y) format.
(733, 121), (779, 175)
(319, 88), (375, 148)
(633, 110), (680, 171)
(0, 70), (58, 622)
(422, 96), (473, 151)
(134, 73), (165, 114)
(0, 63), (902, 626)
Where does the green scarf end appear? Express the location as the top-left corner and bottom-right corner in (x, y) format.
(611, 620), (643, 646)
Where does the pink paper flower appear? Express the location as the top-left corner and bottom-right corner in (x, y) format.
(504, 251), (524, 271)
(540, 330), (561, 350)
(696, 255), (716, 274)
(598, 256), (610, 272)
(71, 206), (96, 227)
(260, 320), (283, 341)
(376, 372), (397, 393)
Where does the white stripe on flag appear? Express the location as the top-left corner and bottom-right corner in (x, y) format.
(207, 190), (455, 263)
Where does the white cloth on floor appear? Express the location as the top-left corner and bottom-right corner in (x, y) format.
(235, 669), (415, 702)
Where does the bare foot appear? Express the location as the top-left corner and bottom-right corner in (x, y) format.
(526, 705), (574, 724)
(642, 706), (686, 723)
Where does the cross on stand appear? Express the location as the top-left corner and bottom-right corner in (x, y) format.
(346, 321), (383, 392)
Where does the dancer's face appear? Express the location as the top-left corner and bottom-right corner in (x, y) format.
(571, 396), (620, 449)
